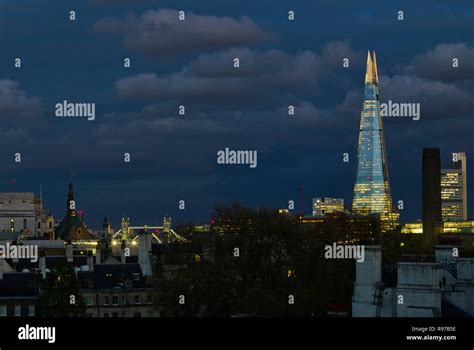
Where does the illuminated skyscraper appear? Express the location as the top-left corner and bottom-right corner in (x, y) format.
(441, 152), (468, 221)
(352, 51), (398, 231)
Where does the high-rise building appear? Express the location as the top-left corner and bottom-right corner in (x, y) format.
(441, 152), (467, 221)
(312, 197), (345, 217)
(422, 148), (442, 250)
(352, 51), (398, 231)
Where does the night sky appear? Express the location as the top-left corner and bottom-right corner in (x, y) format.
(0, 0), (472, 229)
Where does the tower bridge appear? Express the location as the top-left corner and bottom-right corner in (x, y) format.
(111, 216), (189, 244)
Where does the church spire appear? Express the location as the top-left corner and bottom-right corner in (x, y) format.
(102, 211), (111, 240)
(67, 183), (76, 217)
(365, 51), (379, 85)
(103, 211), (109, 228)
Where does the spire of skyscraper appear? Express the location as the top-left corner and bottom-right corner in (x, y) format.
(372, 51), (378, 83)
(365, 51), (379, 85)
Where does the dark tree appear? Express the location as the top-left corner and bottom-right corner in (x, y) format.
(158, 204), (358, 317)
(36, 264), (86, 317)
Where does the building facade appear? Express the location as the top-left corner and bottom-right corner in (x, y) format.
(312, 198), (345, 217)
(352, 51), (398, 231)
(0, 192), (54, 237)
(402, 220), (474, 235)
(352, 246), (474, 317)
(442, 152), (468, 222)
(82, 288), (158, 317)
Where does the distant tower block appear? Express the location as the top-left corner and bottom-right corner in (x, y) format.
(441, 152), (468, 221)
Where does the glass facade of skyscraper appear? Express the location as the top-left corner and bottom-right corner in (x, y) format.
(352, 52), (398, 231)
(441, 152), (468, 221)
(441, 169), (464, 221)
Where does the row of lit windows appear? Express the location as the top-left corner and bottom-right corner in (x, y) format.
(84, 312), (145, 317)
(402, 221), (474, 234)
(7, 218), (53, 231)
(85, 294), (153, 306)
(0, 305), (35, 317)
(103, 312), (142, 317)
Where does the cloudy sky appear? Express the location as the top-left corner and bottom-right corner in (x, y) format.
(0, 0), (472, 228)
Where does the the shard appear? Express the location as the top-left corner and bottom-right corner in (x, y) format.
(352, 51), (398, 231)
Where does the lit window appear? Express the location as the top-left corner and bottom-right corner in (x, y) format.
(14, 305), (21, 317)
(28, 305), (35, 317)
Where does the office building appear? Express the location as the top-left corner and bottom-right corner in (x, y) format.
(352, 51), (398, 231)
(0, 192), (55, 238)
(312, 197), (345, 217)
(441, 152), (468, 221)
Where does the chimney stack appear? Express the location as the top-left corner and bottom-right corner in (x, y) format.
(422, 148), (442, 251)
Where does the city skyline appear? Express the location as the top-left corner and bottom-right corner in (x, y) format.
(0, 2), (473, 344)
(0, 0), (472, 229)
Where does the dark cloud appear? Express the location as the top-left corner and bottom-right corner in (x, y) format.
(398, 43), (474, 82)
(0, 80), (42, 119)
(93, 9), (270, 56)
(379, 74), (473, 121)
(115, 42), (363, 105)
(93, 116), (235, 140)
(187, 48), (323, 80)
(115, 72), (252, 102)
